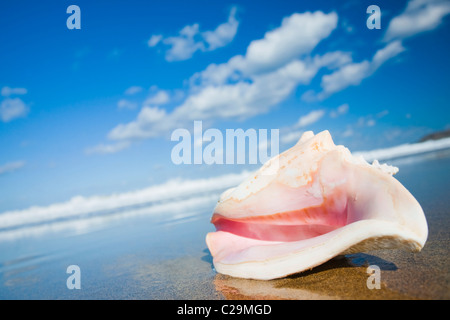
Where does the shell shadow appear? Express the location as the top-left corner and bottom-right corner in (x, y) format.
(285, 253), (398, 280)
(201, 248), (214, 269)
(202, 247), (397, 278)
(211, 253), (401, 299)
(346, 253), (398, 271)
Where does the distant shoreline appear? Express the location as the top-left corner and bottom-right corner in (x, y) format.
(419, 129), (450, 142)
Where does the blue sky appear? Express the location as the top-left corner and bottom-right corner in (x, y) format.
(1, 0), (450, 212)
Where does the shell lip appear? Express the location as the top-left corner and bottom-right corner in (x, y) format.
(207, 219), (426, 280)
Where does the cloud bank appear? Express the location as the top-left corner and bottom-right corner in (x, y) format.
(89, 1), (449, 154)
(108, 11), (341, 144)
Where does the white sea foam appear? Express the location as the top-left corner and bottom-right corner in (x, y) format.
(1, 136), (450, 241)
(0, 171), (249, 241)
(353, 137), (450, 162)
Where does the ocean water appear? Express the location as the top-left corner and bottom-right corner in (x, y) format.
(0, 149), (449, 299)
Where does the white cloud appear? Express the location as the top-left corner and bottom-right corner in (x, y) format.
(341, 128), (354, 138)
(124, 86), (143, 95)
(280, 130), (304, 145)
(384, 0), (450, 41)
(108, 106), (170, 140)
(296, 110), (325, 128)
(330, 103), (349, 118)
(0, 98), (29, 122)
(313, 51), (353, 70)
(144, 90), (170, 106)
(371, 40), (406, 69)
(147, 34), (162, 47)
(150, 7), (239, 61)
(179, 59), (320, 120)
(0, 160), (26, 175)
(309, 41), (405, 100)
(242, 11), (338, 74)
(117, 99), (138, 110)
(1, 86), (27, 97)
(319, 61), (371, 98)
(202, 7), (239, 51)
(85, 141), (131, 155)
(163, 23), (205, 61)
(377, 110), (389, 118)
(354, 109), (389, 129)
(189, 55), (245, 87)
(280, 109), (325, 145)
(338, 103), (349, 114)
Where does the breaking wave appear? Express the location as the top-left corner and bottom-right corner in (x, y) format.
(1, 136), (450, 241)
(354, 137), (450, 162)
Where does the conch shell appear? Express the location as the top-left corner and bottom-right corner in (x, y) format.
(206, 131), (428, 280)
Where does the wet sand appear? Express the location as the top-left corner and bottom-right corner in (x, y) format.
(0, 151), (449, 299)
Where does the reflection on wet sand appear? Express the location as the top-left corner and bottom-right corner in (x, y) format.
(118, 249), (415, 299)
(0, 254), (42, 288)
(214, 254), (414, 300)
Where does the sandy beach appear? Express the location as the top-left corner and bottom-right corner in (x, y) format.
(0, 149), (449, 300)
